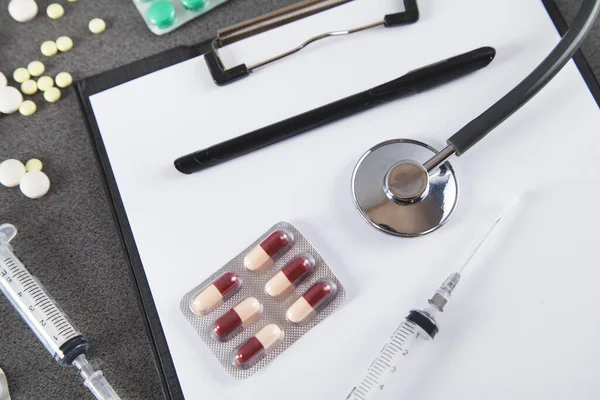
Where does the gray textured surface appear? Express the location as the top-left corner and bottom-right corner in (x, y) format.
(0, 1), (597, 399)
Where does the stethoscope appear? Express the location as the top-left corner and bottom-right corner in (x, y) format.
(352, 0), (600, 237)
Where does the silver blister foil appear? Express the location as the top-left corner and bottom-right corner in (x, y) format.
(180, 221), (346, 379)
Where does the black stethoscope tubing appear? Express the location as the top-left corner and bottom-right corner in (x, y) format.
(432, 0), (600, 168)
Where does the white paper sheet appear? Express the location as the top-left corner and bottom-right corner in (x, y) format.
(89, 0), (600, 398)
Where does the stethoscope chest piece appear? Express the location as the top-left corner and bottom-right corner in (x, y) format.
(351, 139), (458, 237)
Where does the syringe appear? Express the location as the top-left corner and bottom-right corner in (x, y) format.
(346, 199), (519, 400)
(0, 223), (121, 400)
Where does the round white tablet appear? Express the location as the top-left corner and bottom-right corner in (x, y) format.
(27, 61), (45, 77)
(43, 87), (61, 103)
(21, 79), (37, 95)
(41, 40), (58, 57)
(46, 3), (64, 20)
(37, 76), (54, 91)
(55, 72), (72, 88)
(89, 18), (106, 34)
(0, 86), (24, 114)
(13, 67), (30, 83)
(8, 0), (39, 23)
(0, 72), (7, 87)
(19, 100), (36, 116)
(56, 36), (73, 52)
(0, 159), (26, 187)
(20, 170), (50, 199)
(25, 158), (43, 172)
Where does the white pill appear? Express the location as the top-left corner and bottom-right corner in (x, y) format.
(46, 3), (64, 20)
(55, 72), (72, 88)
(56, 36), (73, 52)
(19, 100), (37, 116)
(25, 159), (43, 172)
(0, 72), (6, 87)
(8, 0), (39, 23)
(41, 40), (58, 57)
(89, 18), (106, 34)
(27, 61), (45, 77)
(44, 87), (61, 103)
(0, 86), (24, 114)
(0, 159), (26, 187)
(37, 76), (54, 91)
(13, 67), (30, 83)
(20, 171), (50, 199)
(21, 79), (37, 95)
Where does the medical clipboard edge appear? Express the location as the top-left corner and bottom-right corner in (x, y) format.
(76, 42), (211, 400)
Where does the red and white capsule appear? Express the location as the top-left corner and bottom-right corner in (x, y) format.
(212, 297), (262, 342)
(286, 279), (337, 324)
(190, 272), (241, 316)
(244, 229), (294, 273)
(233, 324), (284, 369)
(265, 254), (315, 299)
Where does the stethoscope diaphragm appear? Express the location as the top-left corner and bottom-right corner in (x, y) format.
(352, 139), (458, 237)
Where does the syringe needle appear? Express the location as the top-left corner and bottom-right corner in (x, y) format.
(454, 198), (520, 275)
(431, 199), (521, 312)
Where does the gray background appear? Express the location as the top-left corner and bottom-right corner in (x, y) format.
(0, 0), (597, 399)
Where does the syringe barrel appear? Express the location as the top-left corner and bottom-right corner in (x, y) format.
(0, 244), (88, 365)
(347, 319), (421, 400)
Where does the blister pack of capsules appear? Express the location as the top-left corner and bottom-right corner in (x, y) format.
(180, 221), (346, 378)
(132, 0), (229, 35)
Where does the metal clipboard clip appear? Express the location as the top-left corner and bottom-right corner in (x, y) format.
(204, 0), (420, 86)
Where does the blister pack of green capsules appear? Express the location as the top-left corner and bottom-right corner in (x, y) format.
(132, 0), (229, 35)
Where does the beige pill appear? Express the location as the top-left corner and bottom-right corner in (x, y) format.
(56, 36), (73, 52)
(44, 87), (61, 103)
(89, 18), (106, 34)
(19, 100), (37, 116)
(235, 297), (262, 324)
(55, 72), (72, 88)
(255, 324), (283, 349)
(265, 255), (314, 299)
(13, 67), (30, 83)
(265, 272), (292, 298)
(25, 159), (43, 172)
(286, 279), (336, 324)
(27, 61), (45, 77)
(41, 41), (58, 56)
(192, 285), (221, 316)
(46, 3), (64, 19)
(37, 76), (54, 91)
(190, 272), (240, 316)
(233, 324), (284, 369)
(244, 246), (272, 272)
(21, 80), (38, 95)
(67, 0), (78, 2)
(286, 297), (314, 324)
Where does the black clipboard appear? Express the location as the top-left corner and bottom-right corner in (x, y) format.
(75, 1), (600, 398)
